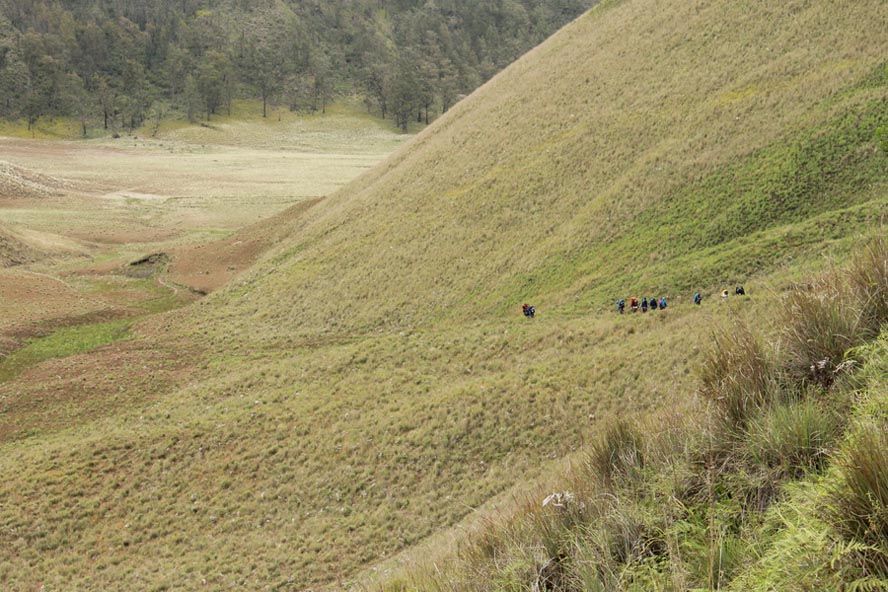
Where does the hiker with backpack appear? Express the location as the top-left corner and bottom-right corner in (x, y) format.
(736, 286), (746, 296)
(659, 296), (667, 309)
(694, 292), (702, 305)
(641, 297), (649, 313)
(617, 299), (626, 314)
(522, 303), (536, 318)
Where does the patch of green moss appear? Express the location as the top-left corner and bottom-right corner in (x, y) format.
(0, 320), (131, 383)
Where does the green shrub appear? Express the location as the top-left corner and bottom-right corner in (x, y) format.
(826, 422), (888, 574)
(745, 399), (839, 478)
(699, 322), (775, 427)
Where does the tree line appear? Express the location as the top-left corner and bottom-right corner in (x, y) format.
(0, 0), (595, 135)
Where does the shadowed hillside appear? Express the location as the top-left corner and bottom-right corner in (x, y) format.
(0, 223), (37, 266)
(0, 0), (885, 590)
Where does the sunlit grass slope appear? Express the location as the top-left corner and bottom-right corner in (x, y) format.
(0, 0), (885, 590)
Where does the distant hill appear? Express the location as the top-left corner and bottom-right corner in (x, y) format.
(0, 0), (595, 133)
(0, 0), (885, 590)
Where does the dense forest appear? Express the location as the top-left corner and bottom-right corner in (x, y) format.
(0, 0), (595, 134)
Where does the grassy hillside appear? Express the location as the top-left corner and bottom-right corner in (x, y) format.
(200, 0), (887, 341)
(376, 240), (887, 591)
(0, 0), (885, 590)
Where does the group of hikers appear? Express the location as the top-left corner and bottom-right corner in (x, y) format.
(616, 295), (668, 314)
(619, 285), (746, 314)
(521, 286), (747, 319)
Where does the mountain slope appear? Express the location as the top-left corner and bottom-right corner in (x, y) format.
(199, 0), (886, 344)
(1, 0), (885, 590)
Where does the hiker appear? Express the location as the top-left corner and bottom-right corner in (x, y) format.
(617, 299), (626, 314)
(735, 286), (746, 296)
(522, 303), (536, 318)
(659, 296), (668, 309)
(721, 289), (729, 301)
(630, 297), (639, 312)
(694, 292), (702, 305)
(641, 297), (649, 313)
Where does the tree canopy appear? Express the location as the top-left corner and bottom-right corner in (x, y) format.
(0, 0), (595, 133)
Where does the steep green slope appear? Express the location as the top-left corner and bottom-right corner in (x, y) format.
(201, 0), (886, 344)
(0, 0), (885, 590)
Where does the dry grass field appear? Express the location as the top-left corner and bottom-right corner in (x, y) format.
(0, 0), (885, 590)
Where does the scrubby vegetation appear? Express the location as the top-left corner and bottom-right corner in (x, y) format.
(380, 240), (887, 591)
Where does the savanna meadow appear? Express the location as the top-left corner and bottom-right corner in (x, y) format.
(0, 1), (886, 590)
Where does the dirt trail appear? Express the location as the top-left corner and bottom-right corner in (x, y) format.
(17, 269), (79, 292)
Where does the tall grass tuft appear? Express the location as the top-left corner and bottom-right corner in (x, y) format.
(780, 283), (865, 388)
(780, 238), (887, 388)
(698, 322), (775, 427)
(826, 422), (888, 574)
(745, 398), (839, 478)
(585, 419), (645, 487)
(846, 237), (888, 333)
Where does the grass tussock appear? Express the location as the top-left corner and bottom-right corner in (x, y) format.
(780, 237), (888, 388)
(847, 237), (888, 331)
(584, 418), (645, 488)
(826, 422), (888, 574)
(699, 321), (775, 427)
(744, 398), (839, 478)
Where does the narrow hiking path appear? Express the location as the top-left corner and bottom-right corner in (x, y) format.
(16, 269), (79, 293)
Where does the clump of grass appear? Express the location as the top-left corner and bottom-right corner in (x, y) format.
(745, 398), (839, 478)
(846, 237), (888, 332)
(698, 322), (775, 427)
(780, 238), (887, 388)
(585, 418), (645, 487)
(825, 423), (888, 574)
(779, 284), (864, 388)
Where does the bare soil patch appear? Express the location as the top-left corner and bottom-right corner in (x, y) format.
(167, 197), (324, 293)
(0, 334), (199, 442)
